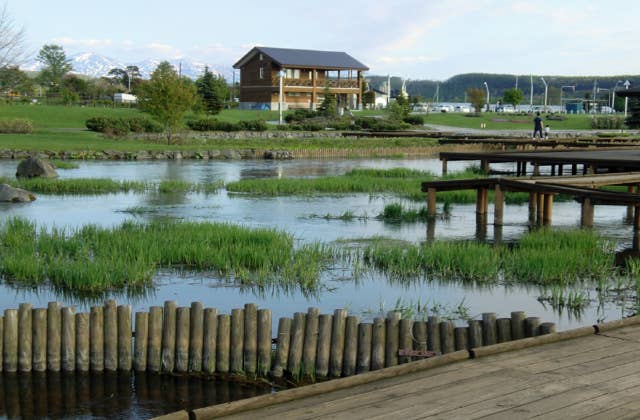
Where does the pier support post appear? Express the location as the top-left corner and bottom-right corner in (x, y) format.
(581, 198), (594, 227)
(441, 158), (448, 176)
(494, 184), (504, 226)
(543, 194), (553, 226)
(537, 193), (545, 225)
(481, 159), (490, 174)
(529, 192), (537, 224)
(427, 187), (437, 218)
(533, 163), (540, 176)
(634, 206), (640, 230)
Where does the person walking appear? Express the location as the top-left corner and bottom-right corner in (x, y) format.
(532, 112), (544, 140)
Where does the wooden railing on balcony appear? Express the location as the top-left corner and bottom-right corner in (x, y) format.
(271, 77), (359, 89)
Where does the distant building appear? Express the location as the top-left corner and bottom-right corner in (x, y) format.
(233, 46), (369, 111)
(113, 93), (137, 104)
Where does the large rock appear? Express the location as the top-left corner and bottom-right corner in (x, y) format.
(15, 157), (58, 179)
(0, 184), (36, 202)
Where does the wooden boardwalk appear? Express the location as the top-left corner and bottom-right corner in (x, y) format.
(180, 320), (640, 420)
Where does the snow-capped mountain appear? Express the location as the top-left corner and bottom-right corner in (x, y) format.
(22, 52), (234, 81)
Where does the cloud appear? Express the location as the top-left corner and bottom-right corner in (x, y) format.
(52, 37), (113, 48)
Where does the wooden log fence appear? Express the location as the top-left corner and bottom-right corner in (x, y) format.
(0, 301), (556, 382)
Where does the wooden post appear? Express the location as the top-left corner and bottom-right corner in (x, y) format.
(427, 187), (437, 218)
(32, 308), (47, 372)
(370, 317), (385, 371)
(243, 303), (258, 376)
(627, 186), (635, 222)
(202, 308), (218, 374)
(89, 306), (103, 371)
(413, 321), (427, 354)
(343, 316), (358, 376)
(572, 163), (577, 175)
(537, 193), (545, 225)
(3, 309), (17, 372)
(357, 323), (372, 373)
(454, 327), (469, 351)
(302, 307), (319, 377)
(529, 192), (537, 224)
(543, 193), (553, 225)
(161, 301), (177, 373)
(76, 312), (90, 372)
(441, 158), (448, 176)
(385, 311), (401, 368)
(539, 322), (556, 335)
(272, 317), (291, 378)
(494, 184), (504, 226)
(133, 312), (148, 372)
(533, 163), (540, 176)
(230, 308), (244, 374)
(147, 306), (163, 373)
(330, 309), (347, 377)
(427, 316), (441, 353)
(399, 318), (413, 364)
(287, 312), (305, 375)
(315, 313), (333, 378)
(468, 319), (483, 348)
(439, 321), (455, 354)
(482, 312), (497, 346)
(496, 318), (512, 343)
(189, 302), (204, 373)
(62, 306), (76, 372)
(216, 314), (230, 373)
(18, 303), (32, 372)
(481, 159), (489, 174)
(525, 317), (541, 337)
(522, 161), (527, 175)
(175, 307), (190, 373)
(257, 309), (271, 377)
(104, 299), (118, 371)
(581, 197), (595, 227)
(47, 302), (62, 371)
(634, 206), (640, 230)
(510, 311), (526, 340)
(118, 305), (132, 371)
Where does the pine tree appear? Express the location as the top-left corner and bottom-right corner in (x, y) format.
(195, 66), (227, 115)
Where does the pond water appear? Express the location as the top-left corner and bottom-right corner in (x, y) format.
(0, 157), (637, 417)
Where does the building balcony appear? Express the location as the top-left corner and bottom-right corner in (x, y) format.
(271, 77), (359, 89)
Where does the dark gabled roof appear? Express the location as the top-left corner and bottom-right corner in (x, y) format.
(233, 46), (369, 71)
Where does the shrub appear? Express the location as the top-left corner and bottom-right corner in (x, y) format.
(354, 117), (410, 131)
(590, 116), (624, 129)
(186, 118), (268, 132)
(403, 115), (424, 125)
(0, 118), (33, 134)
(126, 116), (163, 133)
(238, 119), (268, 131)
(284, 109), (318, 123)
(85, 116), (162, 135)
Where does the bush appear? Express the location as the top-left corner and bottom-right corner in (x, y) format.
(0, 118), (33, 134)
(186, 118), (267, 132)
(284, 109), (318, 123)
(590, 116), (624, 129)
(403, 115), (424, 125)
(126, 116), (163, 133)
(85, 116), (163, 135)
(354, 117), (410, 131)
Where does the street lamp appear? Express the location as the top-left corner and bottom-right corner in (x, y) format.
(560, 85), (575, 113)
(540, 77), (548, 112)
(278, 70), (284, 125)
(612, 80), (623, 112)
(624, 80), (631, 118)
(483, 81), (490, 112)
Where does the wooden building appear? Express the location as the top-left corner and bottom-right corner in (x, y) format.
(233, 46), (369, 111)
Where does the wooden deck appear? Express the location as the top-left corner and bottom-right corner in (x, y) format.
(189, 321), (640, 420)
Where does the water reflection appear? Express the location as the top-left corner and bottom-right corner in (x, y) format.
(0, 371), (270, 419)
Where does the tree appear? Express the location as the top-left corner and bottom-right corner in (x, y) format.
(195, 66), (227, 114)
(625, 98), (640, 129)
(467, 88), (485, 113)
(391, 94), (411, 119)
(0, 4), (25, 67)
(108, 65), (141, 93)
(36, 44), (72, 88)
(0, 65), (31, 96)
(319, 86), (337, 116)
(502, 88), (523, 110)
(362, 90), (375, 109)
(138, 61), (197, 143)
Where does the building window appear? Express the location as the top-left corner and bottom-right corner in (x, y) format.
(259, 53), (263, 61)
(309, 71), (313, 79)
(259, 67), (264, 79)
(285, 69), (301, 79)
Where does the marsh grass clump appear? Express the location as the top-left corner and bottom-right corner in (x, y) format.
(361, 228), (616, 285)
(51, 160), (80, 169)
(0, 218), (336, 293)
(379, 203), (429, 222)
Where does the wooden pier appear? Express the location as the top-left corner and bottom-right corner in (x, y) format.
(162, 317), (640, 419)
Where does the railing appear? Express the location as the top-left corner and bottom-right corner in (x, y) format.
(270, 77), (359, 89)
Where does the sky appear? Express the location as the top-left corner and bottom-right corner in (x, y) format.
(6, 0), (640, 80)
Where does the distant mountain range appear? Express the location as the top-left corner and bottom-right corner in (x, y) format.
(21, 52), (235, 81)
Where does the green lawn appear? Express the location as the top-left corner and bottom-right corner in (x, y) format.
(421, 112), (593, 130)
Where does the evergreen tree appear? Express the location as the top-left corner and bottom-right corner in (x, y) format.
(319, 86), (337, 116)
(195, 66), (227, 114)
(36, 44), (72, 88)
(138, 61), (197, 143)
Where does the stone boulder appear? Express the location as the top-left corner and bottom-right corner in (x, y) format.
(0, 184), (36, 202)
(15, 157), (58, 179)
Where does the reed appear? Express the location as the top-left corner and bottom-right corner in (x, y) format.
(0, 218), (335, 293)
(51, 160), (80, 169)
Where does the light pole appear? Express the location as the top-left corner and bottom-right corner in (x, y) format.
(612, 80), (622, 111)
(278, 70), (284, 125)
(483, 81), (490, 112)
(560, 85), (575, 113)
(540, 77), (548, 112)
(624, 80), (631, 118)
